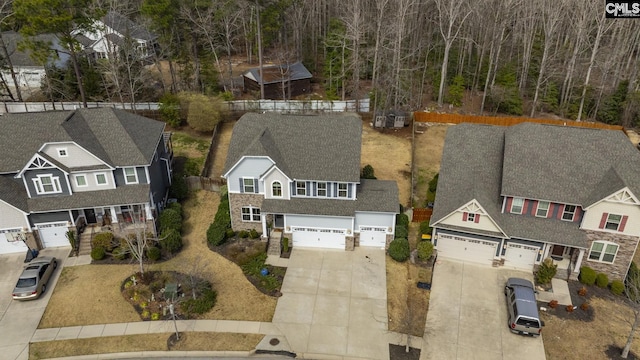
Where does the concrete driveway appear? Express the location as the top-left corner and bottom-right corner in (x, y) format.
(0, 247), (70, 360)
(422, 259), (546, 360)
(272, 247), (388, 359)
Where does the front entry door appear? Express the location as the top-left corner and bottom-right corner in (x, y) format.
(551, 245), (565, 258)
(274, 214), (284, 228)
(85, 209), (97, 224)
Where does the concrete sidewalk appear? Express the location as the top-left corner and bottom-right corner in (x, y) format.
(536, 278), (573, 306)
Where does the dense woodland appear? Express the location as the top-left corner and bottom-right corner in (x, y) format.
(1, 0), (640, 126)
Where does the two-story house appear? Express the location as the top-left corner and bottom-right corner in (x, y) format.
(430, 122), (640, 281)
(0, 108), (172, 255)
(222, 113), (398, 250)
(77, 11), (157, 61)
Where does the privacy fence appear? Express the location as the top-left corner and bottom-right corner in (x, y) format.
(413, 112), (625, 132)
(0, 98), (370, 114)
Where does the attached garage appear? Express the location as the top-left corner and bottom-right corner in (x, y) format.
(291, 227), (346, 249)
(37, 222), (70, 248)
(0, 229), (28, 254)
(436, 232), (498, 265)
(504, 242), (539, 270)
(359, 226), (387, 248)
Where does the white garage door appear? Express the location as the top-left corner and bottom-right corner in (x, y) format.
(436, 233), (497, 265)
(37, 222), (70, 248)
(0, 229), (28, 254)
(359, 226), (387, 248)
(291, 227), (345, 249)
(504, 243), (539, 270)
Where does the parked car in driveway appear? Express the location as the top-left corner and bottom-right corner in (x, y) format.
(504, 277), (544, 336)
(12, 256), (57, 300)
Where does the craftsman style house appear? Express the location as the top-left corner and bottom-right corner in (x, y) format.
(0, 108), (172, 254)
(223, 113), (398, 250)
(430, 122), (640, 281)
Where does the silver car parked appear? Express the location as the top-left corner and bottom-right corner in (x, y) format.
(12, 256), (58, 300)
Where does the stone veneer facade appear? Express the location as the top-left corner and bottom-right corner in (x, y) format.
(229, 193), (264, 232)
(584, 230), (639, 281)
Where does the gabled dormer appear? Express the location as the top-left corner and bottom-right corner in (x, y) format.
(261, 165), (291, 200)
(17, 153), (71, 198)
(582, 187), (640, 235)
(431, 199), (507, 236)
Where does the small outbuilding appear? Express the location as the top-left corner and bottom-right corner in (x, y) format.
(242, 61), (312, 99)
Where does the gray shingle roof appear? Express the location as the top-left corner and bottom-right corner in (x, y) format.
(0, 108), (166, 172)
(224, 113), (362, 182)
(431, 122), (639, 248)
(0, 175), (28, 211)
(502, 122), (640, 205)
(261, 179), (398, 216)
(26, 184), (150, 212)
(243, 62), (312, 84)
(102, 11), (156, 41)
(0, 31), (60, 67)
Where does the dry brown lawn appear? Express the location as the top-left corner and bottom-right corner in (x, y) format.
(29, 332), (262, 360)
(360, 121), (412, 207)
(39, 190), (277, 329)
(542, 296), (640, 359)
(208, 121), (236, 178)
(413, 123), (450, 207)
(387, 222), (430, 337)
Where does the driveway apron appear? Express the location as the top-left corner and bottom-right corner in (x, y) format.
(272, 247), (389, 359)
(0, 247), (70, 360)
(422, 259), (546, 360)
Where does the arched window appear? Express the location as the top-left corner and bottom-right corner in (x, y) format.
(272, 181), (282, 197)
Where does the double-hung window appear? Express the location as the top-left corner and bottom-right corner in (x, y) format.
(605, 214), (622, 231)
(535, 201), (549, 217)
(95, 173), (108, 185)
(562, 205), (576, 221)
(75, 175), (87, 187)
(510, 198), (524, 214)
(338, 183), (348, 198)
(243, 178), (256, 193)
(296, 181), (306, 196)
(241, 206), (261, 222)
(33, 175), (62, 194)
(317, 182), (327, 197)
(588, 241), (618, 263)
(124, 167), (138, 184)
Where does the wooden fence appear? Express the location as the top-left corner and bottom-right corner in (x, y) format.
(413, 112), (625, 132)
(185, 176), (226, 192)
(412, 208), (433, 223)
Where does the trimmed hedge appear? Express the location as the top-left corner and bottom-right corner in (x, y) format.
(159, 229), (183, 254)
(535, 258), (557, 285)
(91, 247), (105, 260)
(396, 213), (409, 228)
(112, 246), (128, 260)
(159, 208), (182, 233)
(596, 273), (609, 288)
(579, 266), (597, 286)
(394, 226), (408, 239)
(207, 195), (231, 246)
(169, 174), (188, 201)
(388, 238), (410, 262)
(417, 241), (434, 260)
(181, 286), (217, 316)
(419, 221), (432, 236)
(146, 246), (161, 261)
(166, 202), (183, 217)
(92, 232), (115, 251)
(611, 280), (625, 296)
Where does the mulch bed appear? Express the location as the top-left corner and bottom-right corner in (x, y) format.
(605, 344), (639, 360)
(539, 280), (627, 322)
(210, 237), (286, 297)
(389, 344), (420, 360)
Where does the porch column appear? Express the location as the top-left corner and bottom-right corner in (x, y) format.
(261, 214), (268, 236)
(110, 206), (118, 223)
(573, 248), (586, 274)
(145, 204), (153, 220)
(543, 244), (551, 260)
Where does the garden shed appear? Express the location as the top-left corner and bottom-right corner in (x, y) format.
(242, 61), (312, 99)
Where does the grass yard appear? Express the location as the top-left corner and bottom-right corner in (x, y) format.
(207, 120), (236, 178)
(412, 123), (449, 208)
(30, 332), (262, 360)
(360, 120), (413, 207)
(39, 190), (277, 329)
(171, 131), (211, 175)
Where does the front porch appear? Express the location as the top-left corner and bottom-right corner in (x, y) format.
(540, 244), (586, 281)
